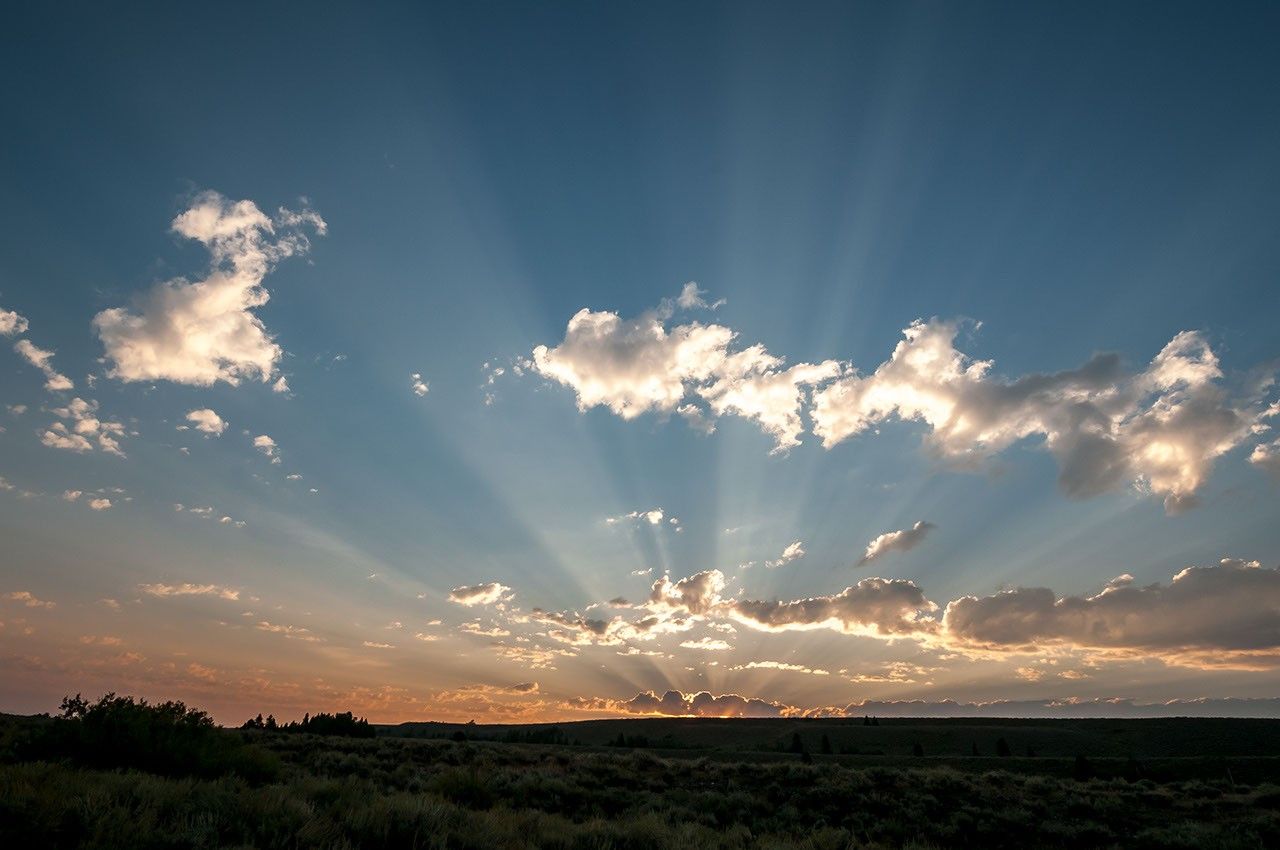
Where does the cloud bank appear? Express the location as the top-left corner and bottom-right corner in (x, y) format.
(532, 295), (1276, 510)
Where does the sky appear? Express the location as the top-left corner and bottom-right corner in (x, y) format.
(2, 2), (1279, 724)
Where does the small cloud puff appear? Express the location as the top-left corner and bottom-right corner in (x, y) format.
(859, 521), (935, 566)
(449, 582), (513, 607)
(765, 541), (806, 569)
(186, 408), (227, 436)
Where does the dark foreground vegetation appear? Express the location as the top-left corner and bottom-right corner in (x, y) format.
(3, 695), (1280, 849)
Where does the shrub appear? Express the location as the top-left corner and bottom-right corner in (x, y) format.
(19, 693), (278, 781)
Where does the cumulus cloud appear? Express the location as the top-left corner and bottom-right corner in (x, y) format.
(812, 321), (1269, 513)
(531, 288), (837, 452)
(729, 579), (938, 637)
(93, 191), (325, 387)
(410, 373), (429, 397)
(41, 398), (127, 456)
(765, 540), (806, 568)
(859, 521), (935, 566)
(0, 307), (29, 336)
(942, 558), (1280, 667)
(139, 583), (240, 601)
(649, 569), (726, 617)
(449, 582), (513, 607)
(186, 408), (227, 436)
(14, 339), (73, 391)
(61, 490), (82, 502)
(88, 498), (112, 511)
(253, 434), (279, 462)
(535, 303), (1273, 509)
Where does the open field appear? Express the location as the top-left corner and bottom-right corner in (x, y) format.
(3, 704), (1280, 849)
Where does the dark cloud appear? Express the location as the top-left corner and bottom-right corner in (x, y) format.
(730, 578), (937, 636)
(943, 558), (1280, 666)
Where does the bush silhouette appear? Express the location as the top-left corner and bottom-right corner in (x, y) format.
(22, 693), (277, 781)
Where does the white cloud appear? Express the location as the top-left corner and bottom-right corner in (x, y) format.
(0, 307), (29, 336)
(253, 434), (279, 462)
(679, 637), (732, 651)
(533, 305), (733, 419)
(140, 583), (240, 601)
(859, 520), (935, 566)
(731, 660), (831, 676)
(606, 507), (680, 530)
(186, 408), (227, 436)
(535, 303), (1274, 510)
(449, 582), (513, 606)
(411, 373), (429, 397)
(93, 191), (325, 387)
(61, 490), (82, 502)
(813, 321), (1268, 513)
(88, 498), (112, 511)
(14, 339), (73, 391)
(674, 281), (724, 311)
(42, 398), (127, 457)
(532, 294), (838, 453)
(1251, 438), (1280, 479)
(765, 540), (806, 568)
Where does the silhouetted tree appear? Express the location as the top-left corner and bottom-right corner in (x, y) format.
(996, 737), (1012, 757)
(1073, 754), (1094, 781)
(820, 734), (832, 755)
(970, 741), (980, 756)
(913, 742), (924, 757)
(789, 732), (805, 755)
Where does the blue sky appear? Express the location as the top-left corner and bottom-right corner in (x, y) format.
(1, 2), (1279, 722)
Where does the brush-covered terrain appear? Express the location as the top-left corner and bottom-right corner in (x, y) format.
(2, 695), (1279, 849)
